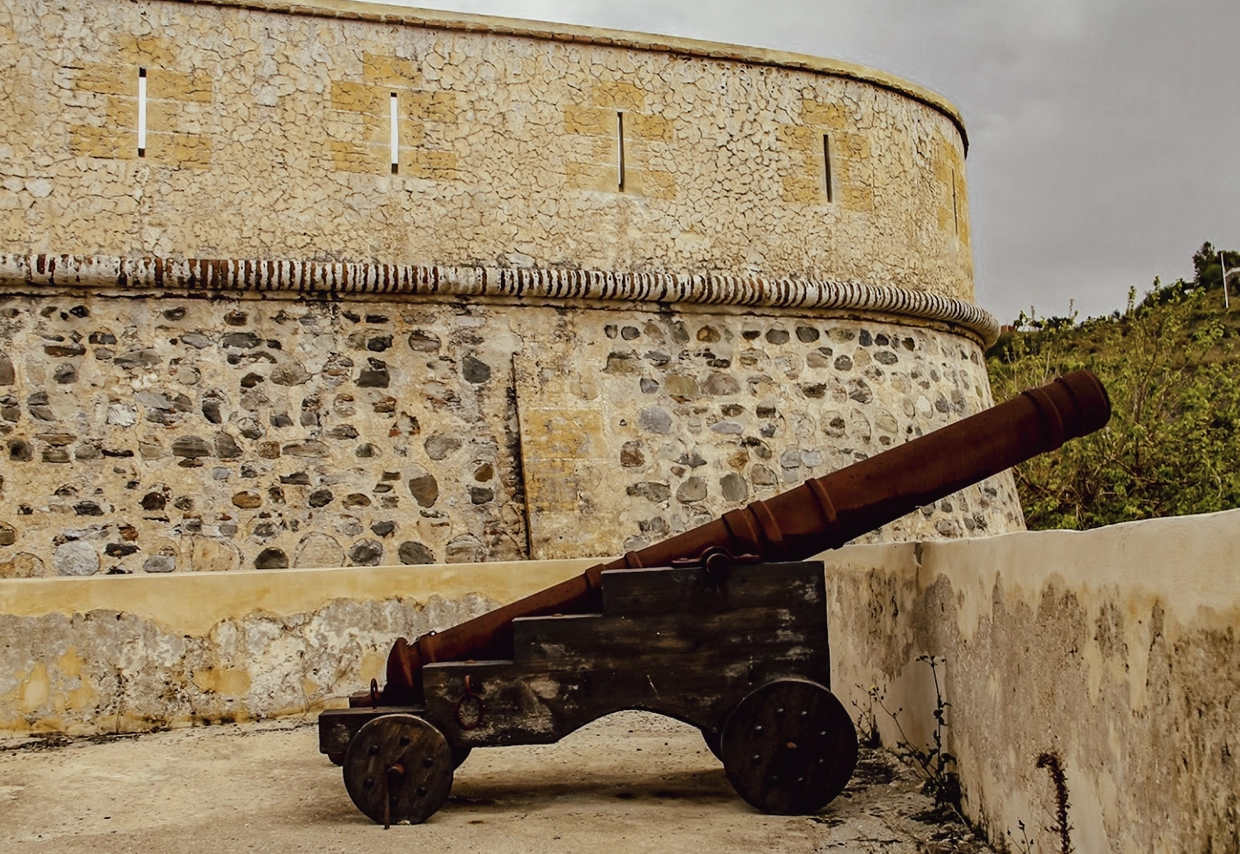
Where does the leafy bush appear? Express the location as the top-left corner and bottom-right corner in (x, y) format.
(987, 266), (1240, 530)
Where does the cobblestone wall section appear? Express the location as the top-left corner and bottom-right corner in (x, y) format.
(0, 295), (528, 576)
(514, 306), (1020, 559)
(0, 293), (1022, 577)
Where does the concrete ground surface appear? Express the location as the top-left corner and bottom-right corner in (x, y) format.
(0, 712), (994, 853)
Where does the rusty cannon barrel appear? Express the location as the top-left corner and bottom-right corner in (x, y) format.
(380, 369), (1110, 703)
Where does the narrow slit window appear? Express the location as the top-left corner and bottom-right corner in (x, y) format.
(822, 134), (834, 203)
(951, 168), (959, 235)
(617, 111), (625, 192)
(137, 68), (147, 157)
(389, 93), (399, 175)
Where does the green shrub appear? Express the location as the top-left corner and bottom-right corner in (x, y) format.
(987, 279), (1240, 530)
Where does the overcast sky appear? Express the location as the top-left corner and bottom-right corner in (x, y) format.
(388, 0), (1238, 324)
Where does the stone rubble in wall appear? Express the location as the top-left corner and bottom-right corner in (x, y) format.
(0, 294), (1023, 577)
(0, 296), (527, 576)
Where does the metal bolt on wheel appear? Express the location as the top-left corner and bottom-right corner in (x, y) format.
(720, 678), (858, 815)
(342, 714), (454, 826)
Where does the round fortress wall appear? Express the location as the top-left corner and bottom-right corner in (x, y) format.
(0, 0), (1022, 578)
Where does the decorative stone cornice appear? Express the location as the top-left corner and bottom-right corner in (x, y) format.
(0, 253), (999, 345)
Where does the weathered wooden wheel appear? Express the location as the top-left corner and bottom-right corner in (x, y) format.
(719, 678), (858, 815)
(342, 713), (454, 826)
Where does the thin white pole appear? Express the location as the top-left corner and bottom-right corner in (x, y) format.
(617, 112), (625, 192)
(389, 93), (399, 174)
(1221, 250), (1230, 310)
(137, 69), (147, 156)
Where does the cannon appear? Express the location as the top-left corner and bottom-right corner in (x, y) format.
(319, 370), (1111, 825)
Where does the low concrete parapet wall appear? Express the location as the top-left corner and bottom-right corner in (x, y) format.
(0, 558), (591, 733)
(829, 509), (1240, 853)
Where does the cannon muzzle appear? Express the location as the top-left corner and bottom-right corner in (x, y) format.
(381, 370), (1110, 702)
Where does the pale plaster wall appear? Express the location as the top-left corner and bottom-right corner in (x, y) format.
(828, 509), (1240, 854)
(0, 557), (593, 733)
(3, 512), (1237, 852)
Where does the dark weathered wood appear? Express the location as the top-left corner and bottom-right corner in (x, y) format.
(342, 714), (454, 826)
(320, 705), (424, 755)
(511, 607), (827, 666)
(599, 561), (826, 618)
(419, 562), (831, 749)
(719, 678), (857, 815)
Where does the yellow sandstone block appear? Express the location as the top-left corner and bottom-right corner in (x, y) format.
(628, 168), (676, 200)
(145, 99), (183, 133)
(362, 52), (422, 87)
(69, 125), (136, 159)
(74, 63), (133, 97)
(801, 98), (848, 129)
(564, 104), (612, 136)
(933, 155), (953, 185)
(591, 80), (646, 112)
(937, 203), (953, 231)
(117, 34), (179, 65)
(523, 410), (604, 458)
(331, 80), (385, 114)
(331, 139), (380, 173)
(104, 95), (136, 126)
(588, 136), (616, 162)
(147, 69), (213, 103)
(937, 129), (962, 161)
(404, 90), (456, 123)
(567, 160), (616, 193)
(525, 459), (588, 514)
(400, 120), (427, 148)
(835, 156), (872, 186)
(405, 149), (458, 181)
(145, 132), (212, 168)
(778, 123), (817, 151)
(627, 112), (673, 143)
(841, 183), (874, 212)
(834, 131), (870, 160)
(782, 173), (823, 205)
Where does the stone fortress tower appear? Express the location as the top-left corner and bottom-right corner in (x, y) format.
(0, 0), (1021, 578)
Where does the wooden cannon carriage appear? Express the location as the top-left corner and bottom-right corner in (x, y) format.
(319, 371), (1111, 825)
